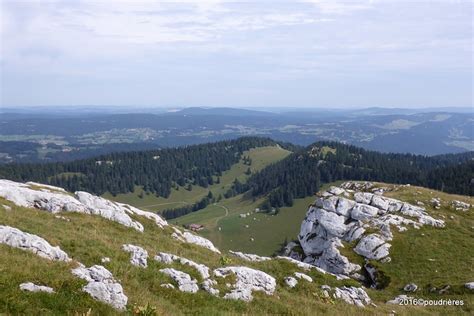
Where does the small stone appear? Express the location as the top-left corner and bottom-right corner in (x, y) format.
(19, 282), (55, 293)
(403, 283), (418, 292)
(284, 276), (298, 288)
(465, 282), (474, 290)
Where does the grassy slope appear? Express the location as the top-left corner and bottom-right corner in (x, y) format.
(103, 146), (291, 213)
(0, 182), (473, 315)
(0, 197), (364, 316)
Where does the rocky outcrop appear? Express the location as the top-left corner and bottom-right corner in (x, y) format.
(119, 203), (167, 228)
(214, 266), (276, 302)
(19, 282), (55, 293)
(75, 192), (145, 232)
(333, 286), (372, 307)
(0, 180), (168, 232)
(155, 252), (210, 280)
(297, 182), (445, 278)
(122, 244), (148, 268)
(159, 268), (199, 293)
(0, 225), (70, 262)
(229, 250), (271, 262)
(171, 228), (220, 253)
(72, 264), (128, 310)
(465, 282), (474, 290)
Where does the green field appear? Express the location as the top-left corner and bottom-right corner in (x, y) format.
(172, 194), (315, 256)
(104, 145), (291, 213)
(171, 182), (343, 256)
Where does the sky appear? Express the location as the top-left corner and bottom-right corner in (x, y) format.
(0, 0), (472, 108)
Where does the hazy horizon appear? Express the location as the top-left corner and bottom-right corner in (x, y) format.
(1, 0), (472, 108)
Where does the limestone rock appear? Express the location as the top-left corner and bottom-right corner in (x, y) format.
(351, 204), (379, 221)
(284, 276), (298, 288)
(354, 192), (373, 205)
(119, 203), (167, 228)
(333, 286), (371, 307)
(371, 195), (390, 211)
(159, 268), (199, 293)
(101, 257), (111, 263)
(171, 228), (220, 254)
(122, 244), (148, 268)
(313, 243), (361, 275)
(335, 197), (356, 217)
(0, 179), (168, 232)
(297, 183), (445, 280)
(202, 279), (219, 296)
(155, 252), (210, 279)
(160, 283), (175, 289)
(72, 264), (128, 310)
(229, 250), (271, 262)
(75, 191), (144, 232)
(281, 241), (303, 260)
(276, 256), (327, 274)
(214, 266), (276, 302)
(314, 208), (347, 237)
(387, 295), (414, 304)
(354, 234), (391, 260)
(0, 225), (70, 262)
(19, 282), (55, 293)
(451, 200), (470, 211)
(328, 186), (346, 196)
(465, 282), (474, 290)
(343, 223), (365, 242)
(294, 272), (313, 282)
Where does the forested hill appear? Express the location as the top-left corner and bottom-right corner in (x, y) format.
(0, 137), (283, 197)
(230, 142), (473, 209)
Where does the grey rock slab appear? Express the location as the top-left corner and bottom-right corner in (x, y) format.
(0, 225), (70, 262)
(159, 268), (199, 293)
(72, 264), (128, 310)
(19, 282), (55, 293)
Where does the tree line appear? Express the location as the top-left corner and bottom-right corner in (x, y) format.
(0, 137), (278, 197)
(227, 141), (474, 210)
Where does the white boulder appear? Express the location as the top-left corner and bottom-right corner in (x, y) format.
(72, 264), (128, 310)
(19, 282), (55, 293)
(159, 268), (199, 293)
(214, 266), (276, 302)
(465, 282), (474, 290)
(333, 286), (371, 307)
(294, 272), (313, 283)
(171, 228), (220, 254)
(155, 252), (210, 280)
(284, 276), (298, 288)
(122, 244), (148, 268)
(0, 225), (70, 262)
